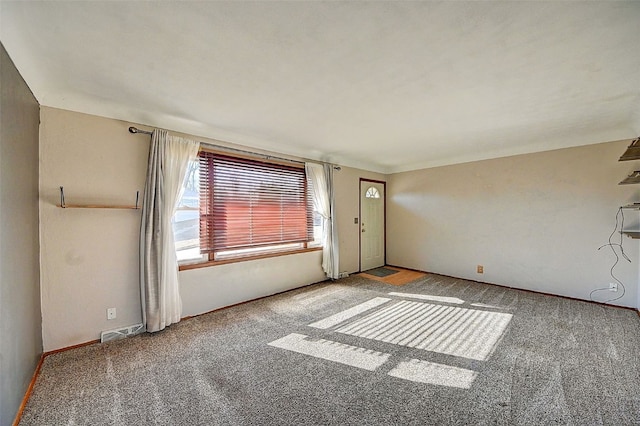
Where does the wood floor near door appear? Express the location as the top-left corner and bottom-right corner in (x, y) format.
(359, 266), (426, 286)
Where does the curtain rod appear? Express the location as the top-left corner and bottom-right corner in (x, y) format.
(128, 126), (340, 170)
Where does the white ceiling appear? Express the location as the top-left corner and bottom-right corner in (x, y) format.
(2, 1), (639, 173)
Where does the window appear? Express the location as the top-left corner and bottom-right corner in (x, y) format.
(174, 160), (202, 262)
(173, 151), (319, 265)
(365, 186), (380, 198)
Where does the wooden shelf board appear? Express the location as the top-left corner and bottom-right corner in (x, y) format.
(619, 141), (640, 161)
(621, 231), (640, 239)
(57, 187), (140, 210)
(619, 170), (640, 185)
(58, 204), (140, 210)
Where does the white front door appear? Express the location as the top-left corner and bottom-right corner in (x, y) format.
(360, 180), (385, 271)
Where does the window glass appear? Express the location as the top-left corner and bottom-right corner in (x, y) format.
(173, 160), (204, 262)
(365, 186), (380, 198)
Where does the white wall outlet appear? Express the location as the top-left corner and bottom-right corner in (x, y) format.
(609, 283), (618, 292)
(107, 307), (116, 320)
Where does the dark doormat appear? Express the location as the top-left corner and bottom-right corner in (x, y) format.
(364, 267), (399, 277)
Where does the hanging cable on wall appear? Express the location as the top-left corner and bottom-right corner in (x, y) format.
(591, 207), (629, 303)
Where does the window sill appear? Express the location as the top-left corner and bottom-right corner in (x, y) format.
(178, 246), (322, 271)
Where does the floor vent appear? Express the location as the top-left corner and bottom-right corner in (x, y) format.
(101, 323), (145, 343)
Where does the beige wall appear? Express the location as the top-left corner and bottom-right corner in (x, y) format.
(387, 141), (639, 308)
(40, 106), (633, 352)
(180, 251), (324, 317)
(39, 107), (381, 351)
(0, 43), (42, 426)
(39, 108), (148, 351)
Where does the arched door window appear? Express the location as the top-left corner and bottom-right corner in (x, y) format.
(365, 187), (380, 199)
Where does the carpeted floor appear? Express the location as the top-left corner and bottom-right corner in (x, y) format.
(19, 274), (640, 425)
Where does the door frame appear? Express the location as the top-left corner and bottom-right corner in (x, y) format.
(359, 178), (387, 272)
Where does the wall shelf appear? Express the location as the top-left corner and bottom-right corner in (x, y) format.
(618, 137), (640, 185)
(621, 203), (640, 210)
(58, 186), (140, 210)
(619, 137), (640, 161)
(59, 204), (140, 210)
(621, 203), (640, 237)
(621, 231), (640, 239)
(618, 171), (640, 185)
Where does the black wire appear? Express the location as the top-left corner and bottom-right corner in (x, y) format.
(592, 207), (628, 303)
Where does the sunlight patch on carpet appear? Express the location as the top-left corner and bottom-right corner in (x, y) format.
(388, 292), (465, 305)
(271, 295), (512, 388)
(268, 333), (390, 371)
(388, 359), (477, 388)
(335, 300), (512, 361)
(308, 297), (391, 330)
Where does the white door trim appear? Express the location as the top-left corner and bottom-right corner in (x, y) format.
(359, 178), (386, 272)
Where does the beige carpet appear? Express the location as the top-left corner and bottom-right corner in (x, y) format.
(20, 273), (640, 425)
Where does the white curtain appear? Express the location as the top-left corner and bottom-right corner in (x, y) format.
(306, 162), (340, 279)
(140, 129), (199, 332)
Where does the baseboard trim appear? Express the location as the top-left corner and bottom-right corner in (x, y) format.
(12, 354), (44, 426)
(12, 339), (99, 426)
(386, 265), (639, 313)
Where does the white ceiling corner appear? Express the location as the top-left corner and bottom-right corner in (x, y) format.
(1, 1), (639, 174)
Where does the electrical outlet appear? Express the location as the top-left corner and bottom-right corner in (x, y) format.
(477, 265), (484, 274)
(107, 307), (117, 320)
(609, 283), (618, 292)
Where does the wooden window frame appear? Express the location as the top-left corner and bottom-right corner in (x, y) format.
(177, 149), (319, 271)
